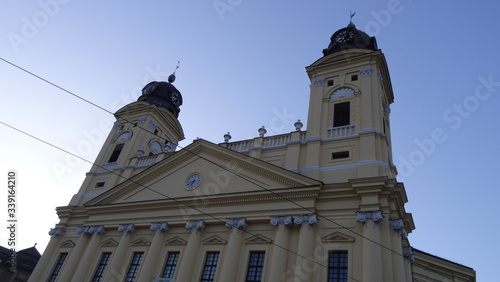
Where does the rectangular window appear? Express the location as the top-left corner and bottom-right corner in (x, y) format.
(108, 143), (124, 163)
(327, 79), (334, 86)
(327, 251), (348, 282)
(333, 102), (350, 127)
(125, 252), (144, 282)
(92, 252), (112, 282)
(245, 252), (265, 282)
(332, 151), (349, 160)
(200, 252), (219, 282)
(48, 252), (68, 282)
(351, 74), (358, 81)
(161, 252), (180, 278)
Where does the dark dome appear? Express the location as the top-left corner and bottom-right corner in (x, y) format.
(137, 80), (183, 118)
(322, 23), (378, 56)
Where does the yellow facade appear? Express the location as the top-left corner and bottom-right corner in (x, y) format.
(30, 24), (475, 282)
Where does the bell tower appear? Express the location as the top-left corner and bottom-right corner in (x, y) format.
(68, 74), (185, 206)
(303, 21), (396, 181)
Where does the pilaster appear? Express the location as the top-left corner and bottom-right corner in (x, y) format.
(357, 211), (384, 281)
(28, 228), (65, 281)
(268, 215), (292, 281)
(176, 220), (206, 281)
(218, 218), (248, 281)
(101, 224), (136, 281)
(137, 222), (169, 281)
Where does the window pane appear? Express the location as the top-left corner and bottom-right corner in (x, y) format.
(162, 252), (180, 278)
(125, 252), (143, 282)
(200, 252), (219, 282)
(327, 252), (348, 282)
(92, 252), (112, 282)
(246, 252), (265, 282)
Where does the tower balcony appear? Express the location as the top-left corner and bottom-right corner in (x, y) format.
(326, 124), (356, 139)
(223, 131), (307, 153)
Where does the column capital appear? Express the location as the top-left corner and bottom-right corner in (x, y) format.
(270, 215), (292, 227)
(225, 218), (247, 230)
(48, 228), (65, 237)
(186, 220), (205, 232)
(402, 246), (415, 263)
(118, 224), (136, 234)
(150, 222), (169, 232)
(293, 214), (318, 225)
(356, 211), (383, 224)
(389, 219), (408, 238)
(76, 225), (106, 235)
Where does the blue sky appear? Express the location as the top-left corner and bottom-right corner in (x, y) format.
(1, 1), (499, 280)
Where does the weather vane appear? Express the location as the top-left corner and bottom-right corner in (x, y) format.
(168, 61), (180, 83)
(350, 11), (356, 23)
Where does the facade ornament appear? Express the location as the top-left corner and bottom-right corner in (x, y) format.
(48, 228), (65, 237)
(258, 126), (267, 137)
(137, 147), (145, 157)
(377, 70), (383, 81)
(356, 211), (384, 224)
(402, 246), (415, 263)
(294, 214), (318, 225)
(331, 88), (355, 99)
(76, 225), (106, 235)
(164, 141), (178, 152)
(150, 222), (169, 232)
(149, 120), (157, 130)
(137, 117), (146, 125)
(186, 220), (206, 232)
(225, 218), (247, 231)
(389, 219), (408, 238)
(118, 224), (136, 233)
(294, 120), (303, 131)
(270, 215), (293, 227)
(112, 122), (122, 131)
(359, 67), (372, 77)
(314, 77), (325, 87)
(223, 132), (232, 143)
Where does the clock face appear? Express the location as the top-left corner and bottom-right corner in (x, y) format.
(186, 173), (202, 189)
(171, 91), (181, 106)
(334, 29), (355, 43)
(142, 82), (158, 95)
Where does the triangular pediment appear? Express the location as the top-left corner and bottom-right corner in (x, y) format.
(245, 234), (272, 244)
(165, 236), (187, 245)
(85, 139), (321, 207)
(203, 235), (227, 245)
(322, 231), (355, 243)
(59, 240), (75, 247)
(131, 237), (151, 246)
(101, 238), (119, 246)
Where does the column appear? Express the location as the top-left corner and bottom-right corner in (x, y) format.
(402, 246), (415, 282)
(267, 215), (292, 281)
(137, 222), (169, 281)
(72, 226), (106, 282)
(389, 219), (407, 282)
(176, 220), (206, 281)
(218, 218), (248, 281)
(101, 224), (136, 281)
(28, 228), (65, 281)
(357, 211), (384, 281)
(57, 226), (93, 282)
(294, 214), (318, 280)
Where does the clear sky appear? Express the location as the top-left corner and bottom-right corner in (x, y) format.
(1, 1), (498, 280)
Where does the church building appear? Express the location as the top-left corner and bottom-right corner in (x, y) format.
(29, 22), (475, 282)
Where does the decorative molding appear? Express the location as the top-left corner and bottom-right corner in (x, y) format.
(270, 215), (293, 227)
(76, 225), (106, 235)
(294, 214), (318, 225)
(100, 238), (119, 246)
(331, 88), (354, 99)
(59, 240), (75, 247)
(402, 246), (415, 263)
(389, 219), (408, 238)
(203, 235), (227, 245)
(186, 220), (205, 232)
(149, 120), (157, 130)
(131, 237), (151, 246)
(165, 236), (187, 245)
(137, 117), (146, 125)
(356, 211), (384, 224)
(359, 67), (372, 77)
(48, 228), (65, 237)
(245, 234), (272, 244)
(150, 222), (169, 232)
(225, 218), (247, 231)
(118, 224), (136, 233)
(314, 77), (325, 87)
(377, 70), (383, 81)
(322, 231), (355, 243)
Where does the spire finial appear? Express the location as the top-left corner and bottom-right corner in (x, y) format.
(168, 61), (180, 83)
(349, 11), (356, 27)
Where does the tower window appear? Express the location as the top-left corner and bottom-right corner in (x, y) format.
(333, 102), (350, 127)
(332, 151), (349, 160)
(95, 182), (105, 188)
(351, 74), (358, 81)
(327, 79), (334, 86)
(108, 143), (124, 163)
